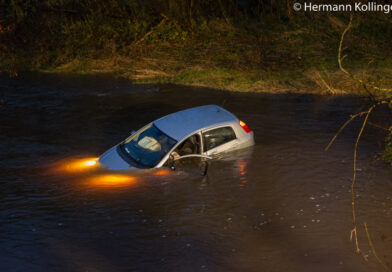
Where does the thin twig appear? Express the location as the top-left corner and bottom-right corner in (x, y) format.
(325, 110), (369, 151)
(350, 105), (375, 253)
(364, 222), (392, 272)
(134, 13), (169, 45)
(217, 0), (230, 24)
(367, 121), (391, 131)
(338, 15), (352, 76)
(314, 70), (338, 94)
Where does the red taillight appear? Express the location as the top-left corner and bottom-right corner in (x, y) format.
(239, 120), (252, 133)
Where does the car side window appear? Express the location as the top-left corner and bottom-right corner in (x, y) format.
(202, 126), (236, 151)
(174, 134), (201, 156)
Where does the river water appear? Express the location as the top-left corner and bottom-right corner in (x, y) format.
(1, 73), (391, 272)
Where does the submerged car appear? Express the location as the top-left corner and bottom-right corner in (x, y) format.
(98, 105), (255, 170)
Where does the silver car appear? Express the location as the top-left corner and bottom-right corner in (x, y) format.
(98, 105), (255, 170)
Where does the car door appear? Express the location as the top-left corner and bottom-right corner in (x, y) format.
(159, 132), (202, 167)
(202, 126), (237, 156)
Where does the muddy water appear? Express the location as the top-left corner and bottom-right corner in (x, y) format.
(1, 73), (392, 272)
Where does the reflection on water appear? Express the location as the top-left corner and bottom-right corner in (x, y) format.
(237, 158), (248, 188)
(86, 174), (138, 188)
(1, 73), (392, 272)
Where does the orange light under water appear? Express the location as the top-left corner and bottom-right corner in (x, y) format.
(154, 169), (171, 176)
(59, 157), (99, 172)
(87, 174), (137, 187)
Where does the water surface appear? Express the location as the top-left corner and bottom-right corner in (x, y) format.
(1, 73), (391, 271)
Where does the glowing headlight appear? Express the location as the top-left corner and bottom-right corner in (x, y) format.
(84, 160), (97, 166)
(58, 157), (99, 172)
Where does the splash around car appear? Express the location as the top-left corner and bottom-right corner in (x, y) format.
(98, 105), (255, 170)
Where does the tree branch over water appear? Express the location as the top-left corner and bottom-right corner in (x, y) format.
(338, 15), (392, 100)
(328, 14), (392, 271)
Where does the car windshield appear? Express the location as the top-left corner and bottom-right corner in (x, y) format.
(120, 124), (177, 168)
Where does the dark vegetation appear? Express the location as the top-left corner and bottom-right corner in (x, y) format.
(2, 0), (392, 94)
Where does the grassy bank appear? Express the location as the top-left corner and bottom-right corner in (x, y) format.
(45, 17), (392, 96)
(2, 1), (392, 96)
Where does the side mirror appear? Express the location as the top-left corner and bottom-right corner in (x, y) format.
(131, 130), (136, 135)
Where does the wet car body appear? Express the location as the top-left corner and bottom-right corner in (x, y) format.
(99, 105), (255, 170)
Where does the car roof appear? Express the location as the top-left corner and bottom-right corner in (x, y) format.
(154, 105), (238, 141)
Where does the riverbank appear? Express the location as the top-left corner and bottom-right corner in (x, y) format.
(42, 38), (392, 96)
(23, 25), (392, 96)
(2, 2), (392, 95)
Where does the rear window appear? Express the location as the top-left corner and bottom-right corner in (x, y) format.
(203, 126), (236, 151)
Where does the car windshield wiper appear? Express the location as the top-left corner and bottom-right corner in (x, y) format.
(123, 141), (155, 168)
(119, 143), (146, 168)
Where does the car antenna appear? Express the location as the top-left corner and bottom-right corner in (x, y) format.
(220, 98), (227, 108)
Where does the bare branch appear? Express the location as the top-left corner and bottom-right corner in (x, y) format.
(350, 105), (375, 254)
(325, 110), (368, 151)
(364, 222), (392, 272)
(338, 15), (352, 76)
(337, 15), (392, 96)
(326, 101), (388, 256)
(134, 14), (169, 46)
